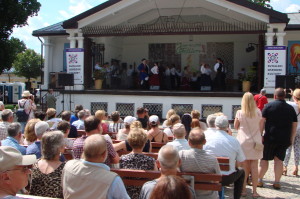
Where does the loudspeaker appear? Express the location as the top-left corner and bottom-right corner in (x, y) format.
(57, 73), (74, 87)
(275, 75), (295, 89)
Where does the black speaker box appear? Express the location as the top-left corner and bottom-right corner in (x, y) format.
(57, 73), (74, 87)
(275, 75), (295, 89)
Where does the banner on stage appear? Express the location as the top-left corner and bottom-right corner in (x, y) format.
(176, 43), (206, 54)
(264, 46), (286, 88)
(66, 48), (84, 85)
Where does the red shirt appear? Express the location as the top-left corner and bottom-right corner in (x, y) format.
(254, 94), (268, 111)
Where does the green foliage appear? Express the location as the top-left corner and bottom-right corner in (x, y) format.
(93, 68), (106, 80)
(0, 37), (26, 73)
(248, 0), (272, 9)
(13, 49), (42, 82)
(239, 66), (257, 82)
(4, 104), (16, 110)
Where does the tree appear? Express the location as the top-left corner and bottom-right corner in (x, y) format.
(248, 0), (272, 9)
(13, 49), (42, 83)
(0, 37), (26, 72)
(0, 0), (41, 73)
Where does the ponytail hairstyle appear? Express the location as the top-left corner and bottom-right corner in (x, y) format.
(166, 114), (180, 126)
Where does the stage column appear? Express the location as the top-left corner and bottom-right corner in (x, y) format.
(42, 38), (53, 89)
(265, 33), (275, 46)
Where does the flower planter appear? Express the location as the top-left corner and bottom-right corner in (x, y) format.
(95, 79), (103, 89)
(242, 81), (251, 92)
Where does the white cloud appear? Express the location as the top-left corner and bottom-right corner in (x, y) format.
(270, 0), (292, 12)
(58, 0), (93, 20)
(285, 4), (300, 13)
(59, 10), (72, 19)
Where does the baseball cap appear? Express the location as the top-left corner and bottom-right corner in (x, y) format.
(0, 146), (36, 172)
(124, 116), (137, 125)
(149, 115), (159, 124)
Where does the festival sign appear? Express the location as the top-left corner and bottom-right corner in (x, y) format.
(176, 43), (207, 54)
(264, 46), (286, 88)
(66, 48), (84, 85)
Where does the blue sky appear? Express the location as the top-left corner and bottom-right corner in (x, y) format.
(11, 0), (300, 53)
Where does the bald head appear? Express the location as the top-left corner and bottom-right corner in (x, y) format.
(158, 145), (179, 169)
(83, 134), (107, 162)
(274, 88), (285, 100)
(188, 128), (205, 146)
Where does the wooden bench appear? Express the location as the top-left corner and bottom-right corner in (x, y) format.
(77, 130), (86, 137)
(111, 168), (223, 191)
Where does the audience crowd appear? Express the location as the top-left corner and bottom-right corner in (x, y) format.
(0, 87), (299, 199)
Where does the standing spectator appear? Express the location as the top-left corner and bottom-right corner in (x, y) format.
(120, 128), (157, 199)
(29, 131), (66, 198)
(0, 109), (14, 141)
(26, 121), (49, 158)
(213, 58), (226, 90)
(4, 90), (8, 104)
(1, 123), (26, 155)
(234, 92), (263, 197)
(166, 123), (190, 151)
(46, 89), (57, 109)
(17, 90), (36, 132)
(254, 88), (268, 111)
(147, 115), (168, 143)
(139, 145), (196, 199)
(63, 134), (129, 199)
(283, 88), (300, 176)
(204, 115), (246, 199)
(200, 63), (212, 89)
(258, 88), (297, 189)
(61, 111), (78, 138)
(70, 104), (83, 124)
(0, 146), (36, 198)
(46, 108), (62, 130)
(179, 128), (220, 199)
(136, 107), (147, 129)
(72, 116), (120, 166)
(72, 110), (87, 130)
(138, 58), (149, 89)
(149, 62), (160, 90)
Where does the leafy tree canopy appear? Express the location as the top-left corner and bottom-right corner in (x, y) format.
(0, 0), (41, 40)
(248, 0), (272, 9)
(13, 49), (42, 82)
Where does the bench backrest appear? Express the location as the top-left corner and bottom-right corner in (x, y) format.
(111, 168), (222, 191)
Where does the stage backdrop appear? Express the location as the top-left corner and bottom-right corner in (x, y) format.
(287, 41), (300, 74)
(264, 46), (286, 88)
(66, 48), (84, 85)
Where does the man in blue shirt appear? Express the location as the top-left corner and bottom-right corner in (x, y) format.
(1, 123), (26, 155)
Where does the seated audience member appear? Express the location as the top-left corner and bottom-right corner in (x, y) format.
(191, 118), (201, 129)
(34, 110), (46, 121)
(23, 118), (40, 145)
(204, 115), (245, 199)
(191, 110), (207, 130)
(140, 145), (196, 199)
(46, 108), (62, 130)
(73, 116), (119, 166)
(147, 115), (168, 143)
(117, 116), (137, 140)
(163, 114), (181, 137)
(0, 146), (36, 198)
(0, 101), (4, 118)
(0, 109), (14, 141)
(72, 110), (87, 130)
(29, 131), (66, 198)
(120, 128), (157, 199)
(61, 111), (78, 138)
(179, 127), (220, 199)
(109, 111), (124, 133)
(70, 104), (83, 124)
(181, 113), (192, 138)
(1, 123), (26, 155)
(136, 107), (148, 129)
(204, 114), (218, 138)
(63, 134), (130, 199)
(84, 109), (91, 117)
(57, 121), (73, 148)
(162, 109), (176, 128)
(149, 175), (192, 199)
(95, 110), (109, 134)
(26, 121), (49, 158)
(166, 123), (190, 151)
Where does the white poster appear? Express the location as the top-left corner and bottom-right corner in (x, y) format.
(66, 48), (84, 85)
(264, 46), (286, 88)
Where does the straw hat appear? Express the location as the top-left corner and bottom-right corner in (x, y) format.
(22, 90), (32, 97)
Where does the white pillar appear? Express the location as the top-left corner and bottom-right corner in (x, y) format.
(276, 32), (286, 46)
(265, 33), (275, 46)
(77, 36), (84, 48)
(42, 39), (52, 89)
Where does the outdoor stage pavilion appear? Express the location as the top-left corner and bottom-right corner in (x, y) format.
(32, 0), (300, 120)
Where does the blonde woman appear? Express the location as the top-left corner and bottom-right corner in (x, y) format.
(23, 118), (41, 145)
(95, 110), (109, 134)
(164, 114), (180, 137)
(162, 109), (176, 128)
(283, 89), (300, 176)
(234, 92), (263, 197)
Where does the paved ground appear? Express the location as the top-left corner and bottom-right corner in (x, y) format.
(224, 131), (299, 199)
